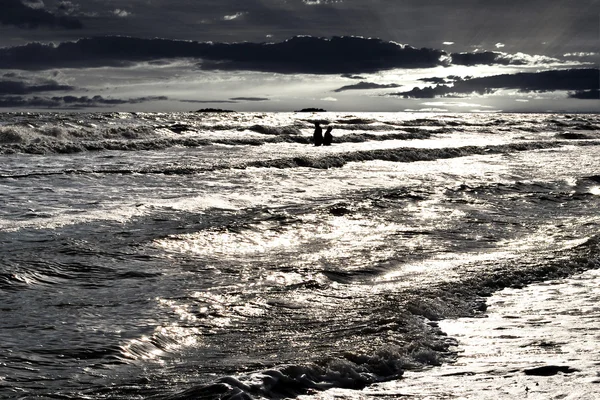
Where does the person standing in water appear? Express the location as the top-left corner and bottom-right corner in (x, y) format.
(313, 122), (323, 146)
(323, 126), (333, 146)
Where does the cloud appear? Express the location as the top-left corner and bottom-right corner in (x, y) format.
(113, 9), (130, 18)
(393, 68), (600, 99)
(229, 97), (269, 101)
(421, 101), (494, 109)
(333, 81), (401, 92)
(403, 107), (448, 113)
(395, 86), (450, 99)
(179, 99), (237, 104)
(180, 97), (268, 103)
(419, 77), (450, 84)
(222, 12), (245, 21)
(564, 52), (598, 57)
(0, 95), (167, 108)
(22, 0), (43, 9)
(451, 50), (560, 66)
(200, 36), (447, 74)
(57, 1), (77, 14)
(341, 74), (366, 80)
(0, 79), (74, 94)
(568, 89), (599, 99)
(3, 34), (568, 74)
(451, 51), (510, 65)
(0, 35), (447, 74)
(302, 0), (342, 4)
(0, 0), (83, 29)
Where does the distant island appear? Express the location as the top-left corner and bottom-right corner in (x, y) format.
(195, 108), (235, 113)
(295, 108), (327, 112)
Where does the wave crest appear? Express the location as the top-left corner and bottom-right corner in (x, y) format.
(163, 342), (449, 400)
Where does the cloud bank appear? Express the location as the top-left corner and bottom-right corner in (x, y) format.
(394, 68), (600, 99)
(0, 95), (167, 108)
(0, 74), (167, 108)
(229, 97), (269, 101)
(0, 35), (583, 76)
(0, 35), (447, 73)
(451, 51), (560, 66)
(334, 81), (401, 92)
(568, 89), (599, 100)
(0, 0), (83, 29)
(0, 79), (74, 94)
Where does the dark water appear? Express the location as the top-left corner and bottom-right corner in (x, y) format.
(0, 112), (599, 399)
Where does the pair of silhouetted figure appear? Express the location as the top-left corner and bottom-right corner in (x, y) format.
(313, 122), (332, 146)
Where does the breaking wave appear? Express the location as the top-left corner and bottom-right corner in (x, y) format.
(158, 232), (600, 400)
(0, 123), (443, 154)
(163, 343), (446, 400)
(3, 140), (598, 179)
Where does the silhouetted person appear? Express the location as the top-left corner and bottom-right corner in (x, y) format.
(323, 126), (333, 146)
(313, 122), (323, 146)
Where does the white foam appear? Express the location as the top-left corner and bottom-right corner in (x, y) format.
(307, 269), (600, 399)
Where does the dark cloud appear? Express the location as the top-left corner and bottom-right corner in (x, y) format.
(22, 0), (43, 8)
(0, 0), (597, 58)
(0, 79), (74, 94)
(568, 89), (599, 100)
(180, 97), (269, 103)
(395, 86), (450, 99)
(0, 35), (447, 73)
(450, 51), (562, 66)
(0, 94), (167, 108)
(454, 68), (599, 93)
(341, 74), (366, 80)
(451, 51), (520, 66)
(394, 68), (600, 99)
(333, 81), (401, 92)
(0, 0), (83, 29)
(199, 36), (447, 73)
(419, 77), (450, 84)
(57, 1), (77, 14)
(229, 97), (269, 101)
(180, 99), (238, 104)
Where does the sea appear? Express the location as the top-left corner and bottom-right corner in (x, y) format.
(0, 111), (599, 399)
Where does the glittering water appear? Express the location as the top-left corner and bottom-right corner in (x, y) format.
(0, 112), (599, 399)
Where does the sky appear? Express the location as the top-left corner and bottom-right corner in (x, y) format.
(0, 0), (598, 112)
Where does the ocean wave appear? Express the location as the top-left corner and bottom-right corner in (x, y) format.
(426, 234), (600, 303)
(3, 140), (596, 179)
(588, 175), (600, 183)
(0, 269), (64, 291)
(241, 141), (576, 170)
(335, 117), (378, 124)
(160, 227), (600, 400)
(0, 130), (446, 155)
(556, 131), (600, 140)
(247, 124), (303, 135)
(549, 118), (600, 131)
(0, 122), (445, 154)
(163, 338), (450, 400)
(327, 123), (397, 131)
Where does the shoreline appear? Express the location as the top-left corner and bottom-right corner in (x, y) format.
(370, 268), (600, 399)
(300, 268), (600, 399)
